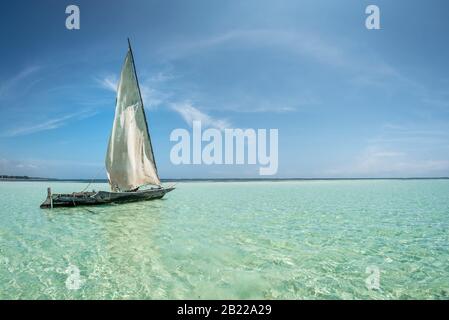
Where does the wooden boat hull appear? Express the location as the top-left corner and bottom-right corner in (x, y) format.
(40, 186), (175, 209)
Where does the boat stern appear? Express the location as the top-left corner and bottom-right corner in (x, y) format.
(40, 187), (53, 209)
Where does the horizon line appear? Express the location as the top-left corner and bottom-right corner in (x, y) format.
(1, 175), (449, 182)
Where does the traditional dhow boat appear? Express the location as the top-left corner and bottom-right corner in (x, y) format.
(40, 40), (174, 209)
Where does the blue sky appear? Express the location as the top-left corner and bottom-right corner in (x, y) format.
(0, 0), (449, 179)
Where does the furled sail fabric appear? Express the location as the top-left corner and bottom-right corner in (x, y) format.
(105, 45), (160, 191)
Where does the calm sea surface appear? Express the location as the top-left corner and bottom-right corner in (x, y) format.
(0, 180), (448, 299)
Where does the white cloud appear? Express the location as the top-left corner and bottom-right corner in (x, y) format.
(160, 29), (345, 67)
(327, 120), (449, 178)
(222, 95), (319, 114)
(96, 74), (118, 92)
(0, 158), (104, 178)
(2, 109), (98, 137)
(96, 74), (170, 109)
(159, 28), (441, 114)
(0, 65), (42, 99)
(245, 106), (297, 113)
(147, 71), (176, 83)
(171, 101), (230, 130)
(0, 158), (39, 176)
(140, 82), (171, 110)
(328, 146), (449, 177)
(15, 163), (37, 169)
(367, 122), (449, 145)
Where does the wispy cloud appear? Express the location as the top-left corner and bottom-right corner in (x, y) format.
(96, 74), (118, 92)
(367, 122), (449, 145)
(96, 73), (171, 109)
(97, 71), (310, 117)
(328, 146), (449, 177)
(0, 158), (38, 176)
(171, 101), (231, 130)
(140, 81), (172, 110)
(2, 109), (98, 137)
(421, 97), (449, 111)
(160, 28), (445, 108)
(328, 122), (449, 177)
(159, 28), (418, 114)
(160, 29), (345, 67)
(159, 28), (423, 92)
(146, 70), (176, 83)
(0, 157), (103, 178)
(222, 95), (320, 114)
(242, 106), (297, 113)
(0, 65), (42, 99)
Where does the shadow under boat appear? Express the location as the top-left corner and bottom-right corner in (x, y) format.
(40, 186), (175, 209)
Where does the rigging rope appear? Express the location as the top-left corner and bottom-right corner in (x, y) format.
(80, 166), (106, 193)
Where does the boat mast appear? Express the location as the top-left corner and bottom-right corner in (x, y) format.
(127, 38), (160, 180)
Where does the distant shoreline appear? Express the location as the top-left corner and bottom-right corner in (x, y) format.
(1, 176), (448, 183)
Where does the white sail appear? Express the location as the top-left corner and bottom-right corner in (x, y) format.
(105, 45), (160, 191)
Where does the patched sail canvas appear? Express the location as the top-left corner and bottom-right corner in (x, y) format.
(105, 46), (160, 191)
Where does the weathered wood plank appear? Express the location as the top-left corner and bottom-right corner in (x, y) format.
(40, 187), (175, 209)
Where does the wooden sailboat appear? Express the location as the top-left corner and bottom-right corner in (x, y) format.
(40, 39), (175, 209)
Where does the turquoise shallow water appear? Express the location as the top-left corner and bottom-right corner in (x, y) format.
(0, 180), (448, 299)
